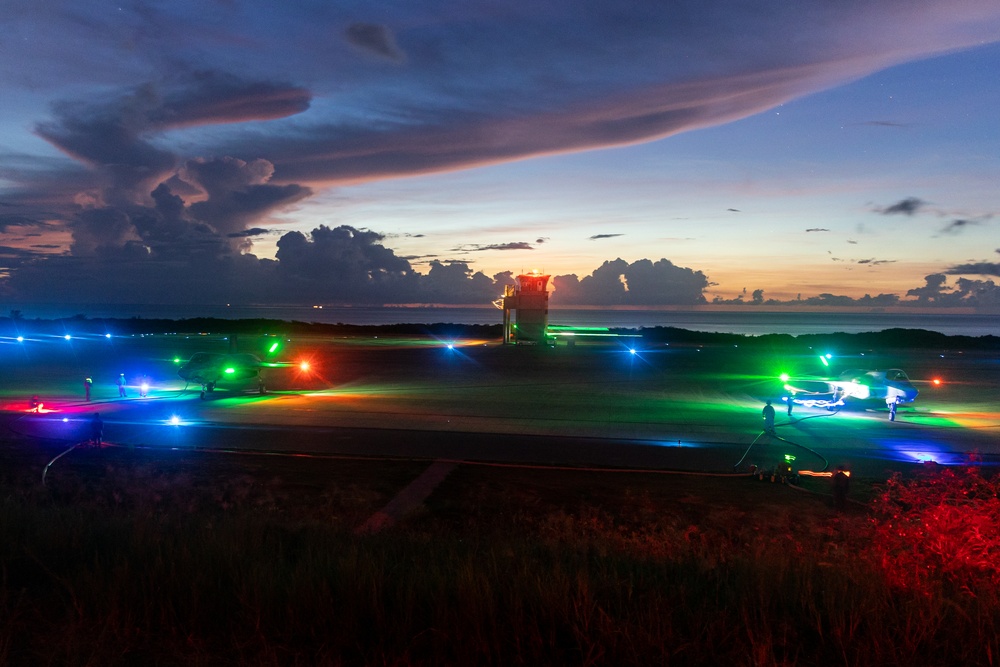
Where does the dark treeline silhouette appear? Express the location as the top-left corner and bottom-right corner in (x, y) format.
(4, 315), (998, 351)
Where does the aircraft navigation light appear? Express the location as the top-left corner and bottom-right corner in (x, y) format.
(819, 355), (829, 367)
(105, 333), (112, 339)
(169, 415), (181, 426)
(446, 343), (454, 350)
(173, 357), (181, 364)
(299, 361), (311, 371)
(16, 336), (23, 342)
(62, 418), (68, 423)
(629, 348), (637, 355)
(268, 342), (279, 354)
(779, 373), (790, 382)
(224, 367), (235, 374)
(64, 334), (71, 340)
(933, 378), (942, 386)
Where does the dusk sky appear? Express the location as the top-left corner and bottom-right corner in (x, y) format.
(2, 1), (999, 310)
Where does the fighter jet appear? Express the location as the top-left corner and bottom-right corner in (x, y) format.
(782, 368), (918, 418)
(177, 352), (266, 399)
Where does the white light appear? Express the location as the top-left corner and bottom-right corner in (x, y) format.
(64, 334), (71, 340)
(62, 418), (68, 423)
(16, 336), (24, 342)
(169, 416), (181, 426)
(105, 333), (112, 338)
(447, 343), (454, 350)
(629, 348), (636, 355)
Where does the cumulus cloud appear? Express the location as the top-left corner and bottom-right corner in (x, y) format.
(34, 74), (310, 206)
(551, 258), (708, 306)
(182, 157), (311, 246)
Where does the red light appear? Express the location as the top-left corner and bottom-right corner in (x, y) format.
(299, 361), (311, 372)
(933, 378), (942, 386)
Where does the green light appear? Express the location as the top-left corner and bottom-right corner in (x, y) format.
(173, 357), (181, 364)
(819, 356), (829, 367)
(268, 342), (279, 354)
(779, 373), (790, 382)
(224, 367), (235, 374)
(784, 454), (796, 462)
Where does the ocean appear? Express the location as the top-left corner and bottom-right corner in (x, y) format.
(7, 303), (998, 337)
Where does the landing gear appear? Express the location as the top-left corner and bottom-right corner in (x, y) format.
(200, 382), (216, 400)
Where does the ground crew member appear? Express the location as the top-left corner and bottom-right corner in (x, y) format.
(762, 399), (776, 435)
(84, 377), (93, 401)
(887, 397), (897, 421)
(117, 373), (127, 398)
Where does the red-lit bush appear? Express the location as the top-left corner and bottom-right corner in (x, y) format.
(868, 460), (1000, 594)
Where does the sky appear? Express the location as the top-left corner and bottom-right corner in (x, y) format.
(2, 0), (999, 311)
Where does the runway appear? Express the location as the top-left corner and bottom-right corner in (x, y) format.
(3, 333), (998, 476)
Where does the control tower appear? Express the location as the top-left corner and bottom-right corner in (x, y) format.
(500, 271), (550, 344)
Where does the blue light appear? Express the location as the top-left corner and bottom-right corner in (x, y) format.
(64, 334), (72, 341)
(16, 336), (24, 343)
(169, 415), (181, 426)
(629, 348), (637, 355)
(105, 333), (112, 339)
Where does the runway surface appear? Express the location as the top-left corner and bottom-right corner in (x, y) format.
(3, 333), (998, 477)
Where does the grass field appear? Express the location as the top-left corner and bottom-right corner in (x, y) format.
(4, 435), (1000, 666)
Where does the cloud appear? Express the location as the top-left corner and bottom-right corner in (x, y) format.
(227, 228), (272, 238)
(878, 197), (926, 216)
(856, 258), (896, 265)
(182, 156), (312, 245)
(589, 234), (624, 240)
(946, 262), (1000, 277)
(345, 23), (405, 62)
(938, 218), (981, 235)
(551, 258), (708, 306)
(34, 74), (311, 206)
(452, 242), (534, 252)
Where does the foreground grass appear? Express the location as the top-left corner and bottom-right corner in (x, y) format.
(2, 440), (998, 666)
